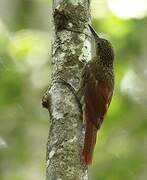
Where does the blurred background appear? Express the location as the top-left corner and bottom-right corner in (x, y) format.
(0, 0), (147, 179)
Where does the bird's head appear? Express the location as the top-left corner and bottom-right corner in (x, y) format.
(97, 38), (114, 64)
(89, 24), (114, 66)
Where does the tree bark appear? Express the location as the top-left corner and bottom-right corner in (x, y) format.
(43, 0), (91, 179)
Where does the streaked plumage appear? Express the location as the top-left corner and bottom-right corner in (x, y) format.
(80, 25), (115, 165)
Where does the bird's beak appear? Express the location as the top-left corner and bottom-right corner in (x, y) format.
(88, 24), (100, 40)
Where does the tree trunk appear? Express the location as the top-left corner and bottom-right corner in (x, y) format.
(43, 0), (91, 179)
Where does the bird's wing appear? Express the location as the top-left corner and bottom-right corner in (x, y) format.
(81, 62), (113, 165)
(81, 63), (113, 129)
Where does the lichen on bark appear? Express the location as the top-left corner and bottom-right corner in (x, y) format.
(44, 0), (91, 179)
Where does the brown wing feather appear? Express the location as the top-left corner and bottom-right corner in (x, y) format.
(81, 63), (113, 165)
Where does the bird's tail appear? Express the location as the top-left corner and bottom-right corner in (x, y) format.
(82, 119), (97, 166)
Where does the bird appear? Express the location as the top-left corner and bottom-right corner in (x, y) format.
(80, 24), (115, 166)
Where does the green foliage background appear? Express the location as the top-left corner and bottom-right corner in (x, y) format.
(0, 0), (147, 179)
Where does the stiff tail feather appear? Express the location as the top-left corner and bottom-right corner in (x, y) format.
(82, 119), (97, 166)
